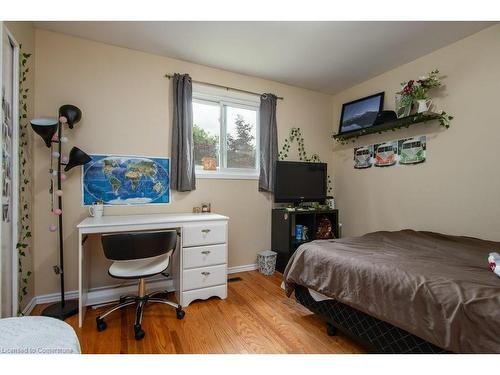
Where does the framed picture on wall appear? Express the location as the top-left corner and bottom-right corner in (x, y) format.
(338, 92), (384, 135)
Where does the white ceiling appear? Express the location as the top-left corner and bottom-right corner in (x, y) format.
(35, 21), (494, 94)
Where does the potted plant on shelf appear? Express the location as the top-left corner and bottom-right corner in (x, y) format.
(396, 69), (443, 117)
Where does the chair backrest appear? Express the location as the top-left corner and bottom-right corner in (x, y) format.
(101, 230), (177, 261)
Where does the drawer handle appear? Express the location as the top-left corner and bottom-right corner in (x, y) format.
(201, 229), (211, 234)
(201, 250), (211, 255)
(201, 271), (211, 276)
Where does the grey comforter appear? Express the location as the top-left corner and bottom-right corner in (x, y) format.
(283, 230), (500, 353)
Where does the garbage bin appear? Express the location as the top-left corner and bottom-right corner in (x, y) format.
(257, 250), (277, 276)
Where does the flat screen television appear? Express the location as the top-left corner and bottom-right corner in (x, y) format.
(274, 161), (327, 203)
(338, 92), (384, 136)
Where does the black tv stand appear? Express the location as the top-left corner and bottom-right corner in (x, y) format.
(272, 207), (339, 273)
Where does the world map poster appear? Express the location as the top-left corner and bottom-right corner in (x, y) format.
(82, 154), (170, 206)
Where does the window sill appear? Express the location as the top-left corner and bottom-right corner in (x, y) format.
(196, 171), (259, 180)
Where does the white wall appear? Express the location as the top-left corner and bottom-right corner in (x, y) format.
(33, 29), (333, 296)
(331, 24), (500, 241)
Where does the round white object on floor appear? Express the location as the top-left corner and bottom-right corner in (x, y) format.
(0, 316), (81, 354)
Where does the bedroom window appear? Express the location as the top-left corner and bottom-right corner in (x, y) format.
(192, 90), (259, 179)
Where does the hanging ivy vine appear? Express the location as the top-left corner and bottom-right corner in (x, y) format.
(16, 46), (32, 315)
(279, 127), (333, 195)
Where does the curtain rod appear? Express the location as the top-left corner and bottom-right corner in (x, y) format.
(164, 74), (284, 100)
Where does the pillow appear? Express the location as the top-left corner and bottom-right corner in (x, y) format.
(488, 252), (500, 278)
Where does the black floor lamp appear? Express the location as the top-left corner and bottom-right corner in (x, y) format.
(30, 104), (92, 320)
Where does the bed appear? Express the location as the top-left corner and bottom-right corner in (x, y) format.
(283, 230), (500, 353)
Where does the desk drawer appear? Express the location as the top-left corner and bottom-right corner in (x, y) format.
(183, 264), (226, 291)
(183, 222), (226, 247)
(183, 244), (226, 269)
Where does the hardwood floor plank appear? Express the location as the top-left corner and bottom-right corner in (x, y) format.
(32, 271), (366, 354)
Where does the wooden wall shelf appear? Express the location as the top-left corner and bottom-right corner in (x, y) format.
(332, 112), (441, 141)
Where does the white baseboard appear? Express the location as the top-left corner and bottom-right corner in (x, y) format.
(35, 290), (79, 305)
(227, 263), (258, 274)
(31, 277), (173, 313)
(21, 296), (37, 316)
(27, 266), (257, 314)
(85, 278), (174, 306)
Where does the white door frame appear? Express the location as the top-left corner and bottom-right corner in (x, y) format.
(0, 21), (3, 317)
(8, 27), (20, 316)
(0, 24), (21, 316)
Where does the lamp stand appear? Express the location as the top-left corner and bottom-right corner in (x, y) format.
(41, 300), (79, 321)
(41, 119), (77, 320)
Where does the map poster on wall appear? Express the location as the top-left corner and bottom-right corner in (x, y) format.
(82, 154), (170, 206)
(353, 135), (426, 169)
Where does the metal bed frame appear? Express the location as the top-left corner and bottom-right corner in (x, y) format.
(294, 285), (450, 354)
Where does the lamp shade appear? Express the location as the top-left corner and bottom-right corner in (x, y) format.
(64, 147), (92, 172)
(30, 118), (59, 147)
(59, 105), (82, 129)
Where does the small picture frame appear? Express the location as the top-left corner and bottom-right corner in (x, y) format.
(338, 92), (384, 135)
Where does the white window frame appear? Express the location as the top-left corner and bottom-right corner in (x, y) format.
(193, 90), (260, 180)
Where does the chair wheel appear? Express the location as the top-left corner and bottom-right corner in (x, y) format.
(176, 307), (185, 320)
(134, 324), (145, 340)
(326, 323), (337, 336)
(96, 318), (107, 332)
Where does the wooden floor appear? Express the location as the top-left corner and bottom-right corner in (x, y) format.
(33, 271), (366, 354)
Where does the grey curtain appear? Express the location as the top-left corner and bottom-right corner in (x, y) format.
(170, 73), (196, 191)
(259, 94), (278, 192)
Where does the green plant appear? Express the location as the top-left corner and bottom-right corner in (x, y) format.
(438, 111), (454, 128)
(17, 46), (32, 315)
(398, 69), (442, 105)
(279, 127), (332, 194)
(193, 123), (219, 165)
(335, 69), (453, 145)
(278, 127), (320, 162)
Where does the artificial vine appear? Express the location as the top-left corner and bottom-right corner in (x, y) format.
(16, 46), (32, 315)
(438, 111), (453, 128)
(279, 127), (333, 195)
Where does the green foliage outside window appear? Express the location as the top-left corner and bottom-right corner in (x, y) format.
(227, 114), (256, 168)
(193, 123), (219, 165)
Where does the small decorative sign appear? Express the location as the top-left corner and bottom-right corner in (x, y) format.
(353, 135), (426, 169)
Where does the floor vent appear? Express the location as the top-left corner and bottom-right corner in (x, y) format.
(227, 277), (242, 283)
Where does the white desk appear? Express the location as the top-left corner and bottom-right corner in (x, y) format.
(77, 213), (229, 328)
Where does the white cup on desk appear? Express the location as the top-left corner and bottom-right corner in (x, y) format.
(89, 202), (104, 218)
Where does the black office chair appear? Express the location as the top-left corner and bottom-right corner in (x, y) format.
(95, 230), (185, 340)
